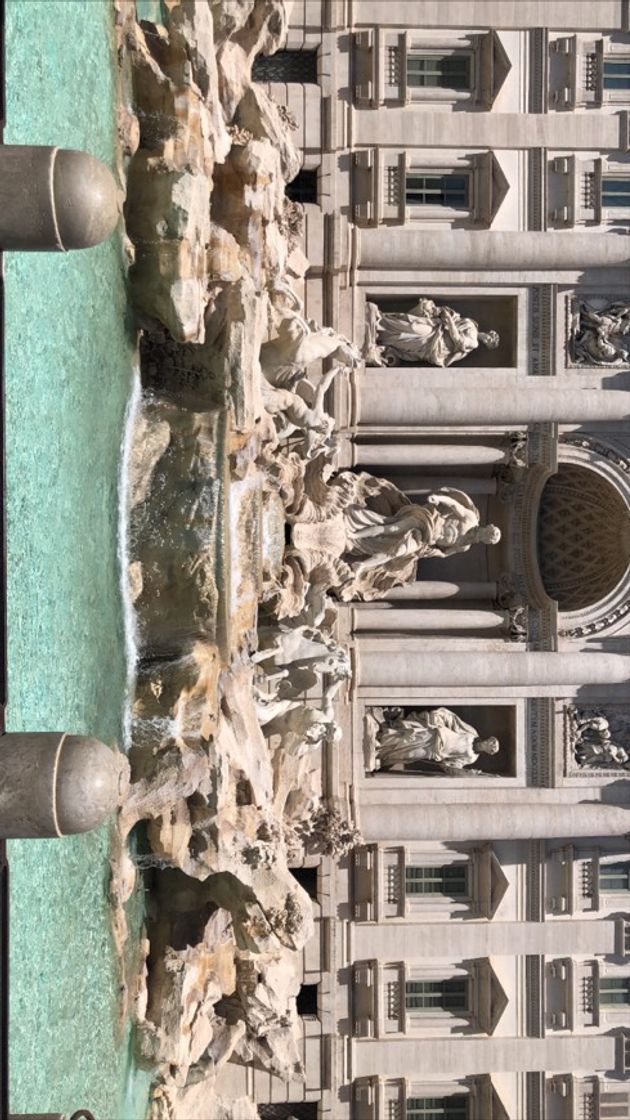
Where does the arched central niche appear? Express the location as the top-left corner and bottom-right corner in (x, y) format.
(537, 463), (630, 612)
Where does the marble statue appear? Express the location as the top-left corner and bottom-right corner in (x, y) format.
(568, 707), (630, 769)
(364, 298), (500, 367)
(260, 365), (338, 457)
(256, 676), (345, 756)
(286, 470), (501, 606)
(570, 299), (630, 366)
(262, 285), (361, 387)
(252, 620), (351, 697)
(367, 706), (500, 775)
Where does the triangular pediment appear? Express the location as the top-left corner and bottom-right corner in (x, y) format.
(475, 957), (509, 1035)
(479, 30), (513, 107)
(475, 844), (510, 918)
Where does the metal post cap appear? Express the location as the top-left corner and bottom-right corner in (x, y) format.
(0, 146), (120, 251)
(0, 733), (129, 838)
(53, 148), (120, 249)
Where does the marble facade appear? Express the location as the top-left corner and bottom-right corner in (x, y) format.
(214, 3), (630, 1118)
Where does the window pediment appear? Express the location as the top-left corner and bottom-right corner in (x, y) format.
(474, 845), (509, 919)
(474, 957), (509, 1035)
(478, 30), (512, 109)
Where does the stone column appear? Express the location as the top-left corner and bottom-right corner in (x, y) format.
(357, 650), (630, 689)
(358, 370), (630, 426)
(388, 477), (498, 496)
(353, 607), (505, 632)
(353, 918), (617, 961)
(353, 442), (506, 466)
(359, 229), (630, 273)
(386, 581), (498, 601)
(360, 800), (630, 842)
(353, 1034), (615, 1079)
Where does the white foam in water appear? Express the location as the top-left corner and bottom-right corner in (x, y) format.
(118, 365), (143, 753)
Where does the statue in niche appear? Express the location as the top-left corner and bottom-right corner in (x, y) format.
(570, 299), (630, 366)
(285, 470), (501, 609)
(568, 706), (630, 770)
(365, 706), (500, 775)
(363, 297), (500, 368)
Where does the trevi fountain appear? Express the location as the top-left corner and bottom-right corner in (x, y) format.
(106, 2), (500, 1116)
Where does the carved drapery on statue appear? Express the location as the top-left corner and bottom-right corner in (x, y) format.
(278, 469), (501, 614)
(365, 706), (501, 775)
(570, 298), (630, 367)
(363, 298), (500, 367)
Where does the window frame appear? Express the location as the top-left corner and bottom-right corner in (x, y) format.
(406, 1095), (469, 1120)
(405, 170), (471, 212)
(405, 977), (470, 1015)
(603, 57), (630, 90)
(405, 863), (469, 899)
(599, 861), (630, 893)
(406, 50), (473, 93)
(602, 175), (630, 209)
(600, 977), (630, 1007)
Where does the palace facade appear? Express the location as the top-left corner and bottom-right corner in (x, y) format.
(219, 3), (630, 1117)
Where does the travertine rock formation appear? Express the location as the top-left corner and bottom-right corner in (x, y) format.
(114, 3), (356, 1115)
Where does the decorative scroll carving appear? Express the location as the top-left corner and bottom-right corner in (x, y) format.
(569, 298), (630, 366)
(566, 705), (630, 771)
(496, 431), (529, 502)
(363, 298), (500, 368)
(559, 600), (630, 639)
(495, 574), (529, 643)
(505, 603), (529, 642)
(365, 706), (500, 776)
(562, 434), (630, 474)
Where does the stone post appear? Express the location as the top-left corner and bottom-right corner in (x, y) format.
(0, 733), (128, 838)
(0, 146), (119, 251)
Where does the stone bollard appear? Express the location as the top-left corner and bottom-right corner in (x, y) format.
(0, 733), (128, 838)
(0, 145), (119, 251)
(10, 1113), (95, 1119)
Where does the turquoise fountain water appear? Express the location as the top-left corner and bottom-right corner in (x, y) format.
(4, 2), (149, 1116)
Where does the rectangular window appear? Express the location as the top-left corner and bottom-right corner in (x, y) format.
(602, 177), (630, 207)
(604, 59), (630, 90)
(600, 978), (630, 1006)
(405, 173), (469, 209)
(600, 862), (630, 892)
(600, 1091), (630, 1120)
(405, 864), (468, 897)
(407, 53), (471, 91)
(406, 1096), (468, 1120)
(405, 978), (468, 1013)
